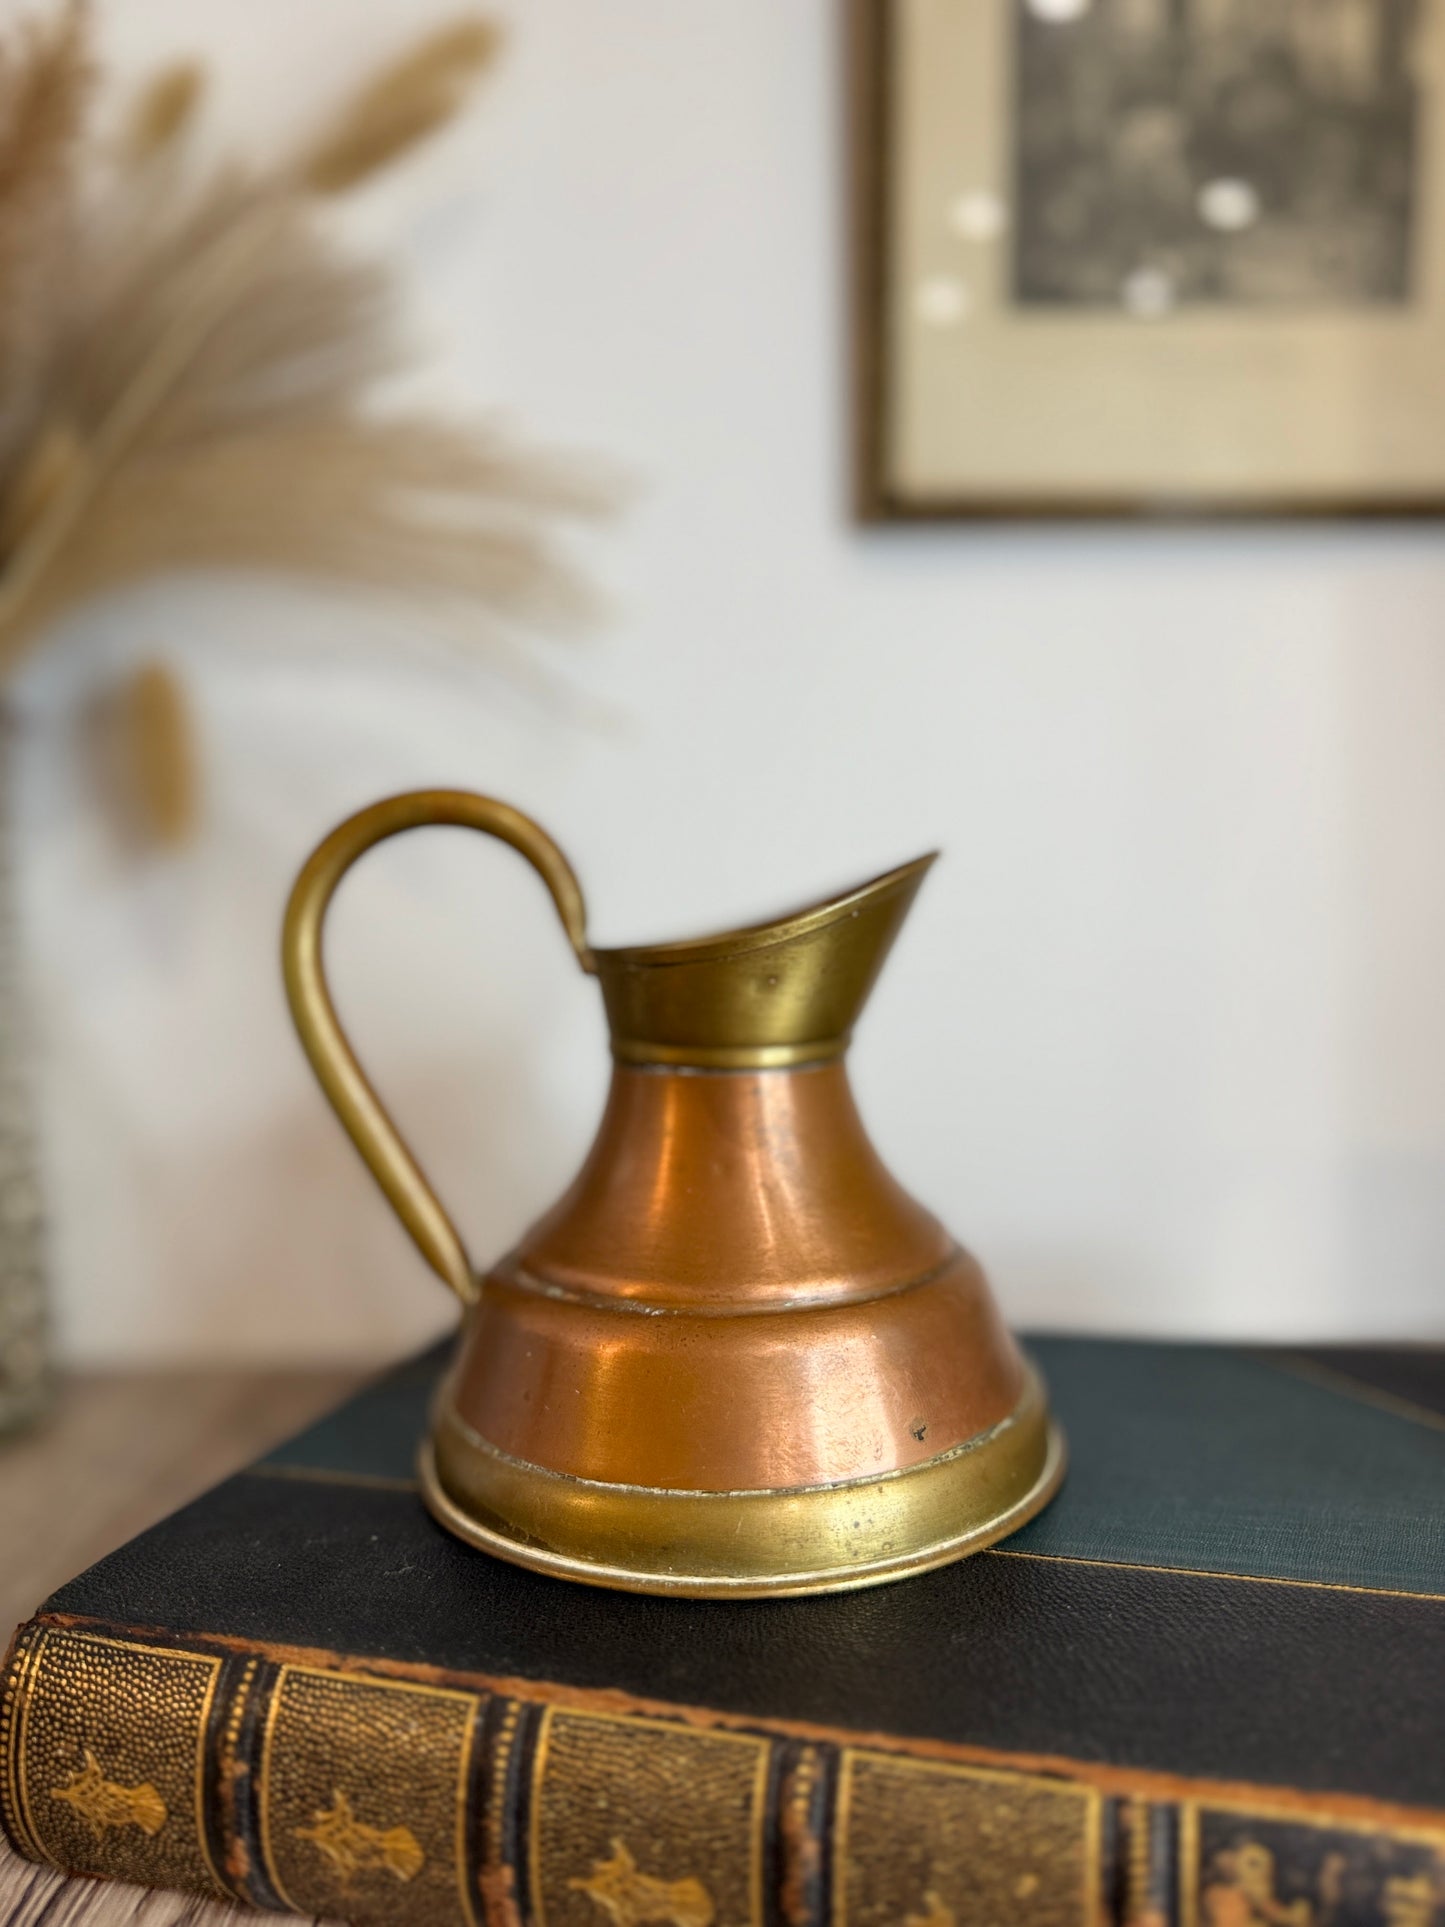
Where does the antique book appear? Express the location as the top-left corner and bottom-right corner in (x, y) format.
(3, 1335), (1443, 1927)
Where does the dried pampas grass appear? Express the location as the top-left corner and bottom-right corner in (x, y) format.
(0, 3), (88, 467)
(0, 7), (607, 842)
(0, 178), (605, 664)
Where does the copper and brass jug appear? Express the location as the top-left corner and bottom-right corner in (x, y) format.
(282, 791), (1063, 1597)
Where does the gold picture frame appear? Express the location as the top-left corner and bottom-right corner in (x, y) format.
(854, 0), (1445, 520)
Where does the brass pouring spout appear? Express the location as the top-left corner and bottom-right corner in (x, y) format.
(591, 853), (939, 1069)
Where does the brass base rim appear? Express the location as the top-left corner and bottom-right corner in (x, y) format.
(419, 1372), (1066, 1599)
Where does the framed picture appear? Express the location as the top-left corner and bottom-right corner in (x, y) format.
(853, 0), (1445, 519)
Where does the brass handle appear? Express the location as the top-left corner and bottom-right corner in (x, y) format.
(281, 790), (592, 1306)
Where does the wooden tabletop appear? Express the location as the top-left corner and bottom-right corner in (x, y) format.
(0, 1368), (364, 1925)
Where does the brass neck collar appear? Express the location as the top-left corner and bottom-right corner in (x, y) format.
(589, 853), (937, 1071)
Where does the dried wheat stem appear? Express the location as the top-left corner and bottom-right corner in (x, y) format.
(122, 63), (204, 165)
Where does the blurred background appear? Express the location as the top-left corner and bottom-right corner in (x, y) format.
(10, 0), (1445, 1379)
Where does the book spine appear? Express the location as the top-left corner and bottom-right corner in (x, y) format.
(4, 1618), (1444, 1927)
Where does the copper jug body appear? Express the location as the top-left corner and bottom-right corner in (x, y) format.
(282, 791), (1063, 1596)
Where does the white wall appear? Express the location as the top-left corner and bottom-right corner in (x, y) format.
(17, 0), (1445, 1363)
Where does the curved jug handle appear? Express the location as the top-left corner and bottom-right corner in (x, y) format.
(281, 790), (593, 1306)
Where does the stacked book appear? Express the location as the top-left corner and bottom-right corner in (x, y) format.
(3, 1334), (1442, 1927)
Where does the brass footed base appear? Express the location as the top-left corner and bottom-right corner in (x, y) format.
(420, 1364), (1064, 1598)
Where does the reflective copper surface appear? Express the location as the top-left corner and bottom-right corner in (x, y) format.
(283, 790), (1063, 1595)
(521, 1061), (950, 1307)
(450, 1063), (1024, 1491)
